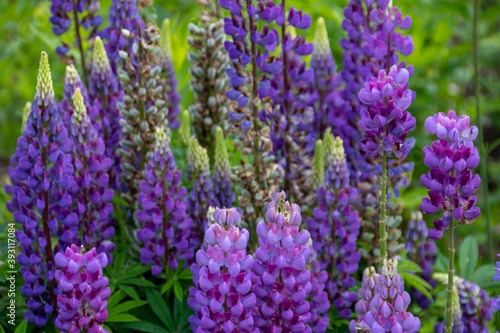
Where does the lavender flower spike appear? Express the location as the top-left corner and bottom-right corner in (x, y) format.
(6, 52), (74, 327)
(68, 88), (115, 259)
(54, 245), (110, 333)
(188, 208), (257, 332)
(493, 254), (500, 311)
(352, 259), (421, 333)
(213, 127), (234, 208)
(420, 110), (481, 240)
(252, 191), (314, 332)
(136, 126), (192, 275)
(358, 64), (416, 160)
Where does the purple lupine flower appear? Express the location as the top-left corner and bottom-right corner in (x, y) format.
(187, 137), (215, 247)
(188, 208), (257, 332)
(352, 266), (379, 326)
(493, 255), (500, 311)
(358, 65), (416, 160)
(307, 244), (330, 333)
(307, 134), (361, 319)
(6, 52), (75, 327)
(54, 244), (110, 333)
(420, 110), (481, 240)
(50, 0), (102, 55)
(306, 17), (346, 155)
(160, 19), (181, 129)
(136, 126), (193, 275)
(404, 211), (436, 309)
(89, 36), (123, 189)
(101, 0), (144, 68)
(213, 127), (234, 208)
(252, 191), (314, 331)
(351, 259), (421, 333)
(66, 88), (115, 260)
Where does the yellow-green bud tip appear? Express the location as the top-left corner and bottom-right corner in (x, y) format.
(180, 110), (191, 146)
(155, 125), (170, 153)
(21, 102), (32, 132)
(214, 126), (230, 172)
(65, 64), (83, 86)
(313, 17), (331, 55)
(312, 139), (325, 189)
(36, 51), (54, 106)
(72, 88), (87, 124)
(92, 37), (111, 72)
(160, 19), (172, 58)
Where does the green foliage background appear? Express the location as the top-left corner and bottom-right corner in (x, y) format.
(0, 0), (499, 332)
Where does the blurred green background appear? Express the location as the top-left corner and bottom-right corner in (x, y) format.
(0, 0), (499, 252)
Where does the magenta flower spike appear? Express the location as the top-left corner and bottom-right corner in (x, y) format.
(54, 244), (111, 333)
(420, 110), (481, 240)
(252, 191), (314, 332)
(188, 208), (257, 333)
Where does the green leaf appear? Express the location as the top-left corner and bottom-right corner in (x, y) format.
(108, 300), (148, 316)
(161, 279), (175, 294)
(459, 236), (478, 280)
(120, 264), (151, 281)
(434, 249), (448, 273)
(123, 278), (157, 287)
(401, 272), (433, 301)
(119, 284), (141, 301)
(0, 325), (5, 333)
(471, 264), (497, 290)
(108, 290), (127, 309)
(397, 259), (423, 273)
(106, 314), (139, 323)
(177, 269), (193, 280)
(173, 282), (183, 302)
(14, 320), (27, 333)
(120, 321), (170, 333)
(145, 288), (175, 330)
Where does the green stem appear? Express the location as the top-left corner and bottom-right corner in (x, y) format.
(72, 0), (88, 87)
(473, 0), (493, 261)
(445, 219), (455, 333)
(380, 151), (388, 261)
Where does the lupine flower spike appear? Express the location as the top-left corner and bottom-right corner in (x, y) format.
(188, 208), (257, 332)
(213, 127), (234, 208)
(307, 134), (361, 319)
(136, 126), (193, 275)
(67, 88), (115, 259)
(54, 245), (110, 333)
(179, 109), (192, 147)
(6, 52), (75, 327)
(494, 255), (500, 311)
(252, 191), (314, 331)
(351, 259), (421, 333)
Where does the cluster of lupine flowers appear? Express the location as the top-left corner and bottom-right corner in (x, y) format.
(4, 0), (498, 332)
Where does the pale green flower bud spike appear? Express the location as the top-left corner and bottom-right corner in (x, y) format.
(36, 52), (55, 107)
(214, 126), (231, 174)
(160, 18), (172, 59)
(92, 36), (111, 73)
(323, 128), (335, 167)
(72, 88), (88, 127)
(65, 64), (83, 88)
(312, 139), (325, 189)
(21, 102), (32, 132)
(188, 136), (210, 174)
(313, 17), (331, 56)
(180, 110), (192, 146)
(154, 125), (171, 155)
(332, 136), (345, 163)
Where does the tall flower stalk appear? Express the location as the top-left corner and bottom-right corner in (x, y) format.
(358, 65), (416, 260)
(213, 127), (234, 208)
(421, 111), (481, 333)
(6, 52), (75, 326)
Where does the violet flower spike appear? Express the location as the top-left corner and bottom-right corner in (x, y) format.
(6, 52), (75, 327)
(188, 208), (257, 332)
(252, 191), (314, 332)
(67, 88), (115, 260)
(54, 245), (110, 333)
(136, 126), (192, 275)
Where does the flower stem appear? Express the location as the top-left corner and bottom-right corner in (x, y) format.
(473, 0), (493, 261)
(72, 0), (88, 87)
(380, 151), (388, 261)
(445, 219), (455, 333)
